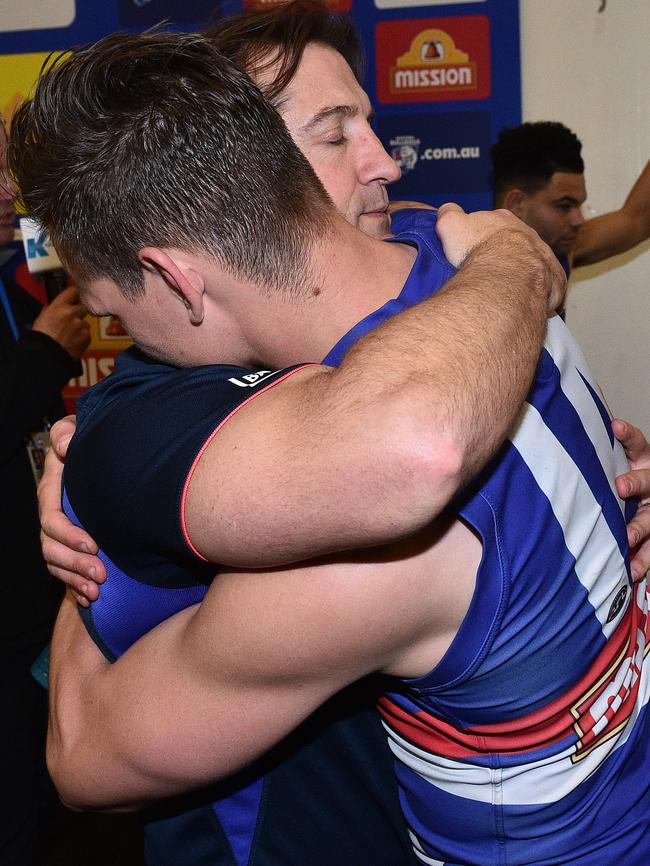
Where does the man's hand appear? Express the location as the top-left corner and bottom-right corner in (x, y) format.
(436, 203), (567, 313)
(32, 286), (91, 359)
(613, 418), (650, 581)
(39, 416), (106, 606)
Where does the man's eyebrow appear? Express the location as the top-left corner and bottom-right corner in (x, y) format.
(553, 195), (584, 206)
(301, 104), (357, 134)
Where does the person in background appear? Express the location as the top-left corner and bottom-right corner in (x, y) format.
(0, 118), (90, 866)
(492, 121), (650, 278)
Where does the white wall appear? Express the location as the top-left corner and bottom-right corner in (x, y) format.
(520, 0), (650, 431)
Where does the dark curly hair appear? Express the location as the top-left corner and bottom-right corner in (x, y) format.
(491, 121), (584, 206)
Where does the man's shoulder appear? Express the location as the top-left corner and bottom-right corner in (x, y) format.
(76, 347), (281, 429)
(67, 355), (305, 498)
(63, 356), (307, 580)
(388, 207), (455, 297)
(388, 207), (450, 267)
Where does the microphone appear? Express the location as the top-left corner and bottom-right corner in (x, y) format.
(19, 216), (69, 302)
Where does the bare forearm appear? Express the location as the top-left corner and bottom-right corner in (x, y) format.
(574, 161), (650, 266)
(621, 160), (650, 233)
(47, 586), (345, 810)
(48, 542), (443, 810)
(48, 596), (202, 810)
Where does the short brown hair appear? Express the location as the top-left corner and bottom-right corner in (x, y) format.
(9, 29), (333, 298)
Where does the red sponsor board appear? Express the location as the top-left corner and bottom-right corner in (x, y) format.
(244, 0), (351, 11)
(376, 15), (491, 104)
(62, 349), (119, 413)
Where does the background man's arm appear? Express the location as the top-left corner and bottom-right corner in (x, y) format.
(572, 160), (650, 266)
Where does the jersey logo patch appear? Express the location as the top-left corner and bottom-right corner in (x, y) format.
(228, 370), (275, 388)
(607, 585), (628, 624)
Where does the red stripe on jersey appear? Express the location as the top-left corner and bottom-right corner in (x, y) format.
(379, 583), (649, 759)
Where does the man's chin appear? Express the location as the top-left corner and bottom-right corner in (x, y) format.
(358, 212), (391, 240)
(553, 237), (577, 257)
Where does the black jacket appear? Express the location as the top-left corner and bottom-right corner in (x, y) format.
(0, 270), (80, 658)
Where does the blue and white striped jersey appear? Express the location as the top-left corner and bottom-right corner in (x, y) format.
(378, 209), (646, 866)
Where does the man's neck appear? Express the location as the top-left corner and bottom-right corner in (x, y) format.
(246, 218), (418, 367)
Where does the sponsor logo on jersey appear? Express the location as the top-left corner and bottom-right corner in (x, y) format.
(571, 582), (649, 761)
(378, 583), (650, 766)
(376, 17), (491, 104)
(228, 370), (276, 388)
(607, 585), (628, 624)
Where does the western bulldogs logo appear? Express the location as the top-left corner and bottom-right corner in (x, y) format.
(389, 135), (420, 173)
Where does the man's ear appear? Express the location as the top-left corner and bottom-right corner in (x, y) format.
(138, 247), (205, 325)
(502, 188), (528, 220)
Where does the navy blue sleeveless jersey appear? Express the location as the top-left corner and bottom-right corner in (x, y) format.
(61, 214), (453, 866)
(63, 352), (422, 866)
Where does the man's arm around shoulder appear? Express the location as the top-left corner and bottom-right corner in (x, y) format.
(185, 208), (563, 566)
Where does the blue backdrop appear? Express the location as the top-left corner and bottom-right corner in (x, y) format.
(0, 0), (520, 212)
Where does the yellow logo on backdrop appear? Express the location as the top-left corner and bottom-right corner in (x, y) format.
(392, 29), (476, 93)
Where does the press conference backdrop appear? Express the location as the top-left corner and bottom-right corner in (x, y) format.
(0, 0), (521, 211)
(0, 0), (520, 406)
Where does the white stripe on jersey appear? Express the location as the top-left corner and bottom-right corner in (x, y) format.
(544, 317), (629, 513)
(409, 831), (445, 865)
(509, 401), (629, 634)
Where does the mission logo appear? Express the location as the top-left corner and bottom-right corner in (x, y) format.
(376, 16), (491, 104)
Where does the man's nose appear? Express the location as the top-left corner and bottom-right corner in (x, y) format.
(360, 129), (401, 186)
(569, 207), (585, 229)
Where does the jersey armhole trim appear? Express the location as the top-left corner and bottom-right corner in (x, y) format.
(180, 363), (319, 560)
